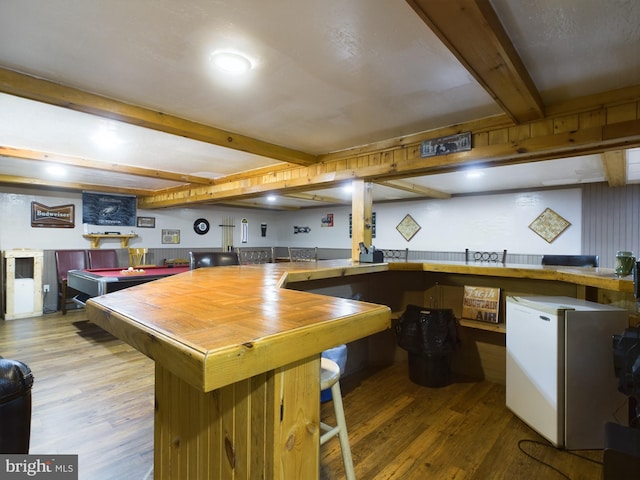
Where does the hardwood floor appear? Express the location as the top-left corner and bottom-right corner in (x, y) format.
(1, 311), (603, 479)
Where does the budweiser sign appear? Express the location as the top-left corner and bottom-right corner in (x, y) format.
(31, 202), (75, 228)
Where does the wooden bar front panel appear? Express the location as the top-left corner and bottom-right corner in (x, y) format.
(154, 356), (320, 479)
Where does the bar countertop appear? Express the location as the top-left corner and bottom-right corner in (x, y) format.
(85, 260), (391, 393)
(385, 260), (634, 293)
(86, 259), (633, 392)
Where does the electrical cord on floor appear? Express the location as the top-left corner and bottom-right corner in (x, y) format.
(42, 291), (58, 314)
(517, 439), (603, 480)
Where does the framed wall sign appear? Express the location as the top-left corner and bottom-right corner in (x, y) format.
(137, 216), (155, 228)
(161, 229), (180, 244)
(420, 132), (471, 158)
(82, 191), (136, 226)
(31, 202), (75, 228)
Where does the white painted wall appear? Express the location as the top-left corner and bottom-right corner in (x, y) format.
(0, 186), (581, 255)
(0, 187), (281, 251)
(274, 188), (582, 254)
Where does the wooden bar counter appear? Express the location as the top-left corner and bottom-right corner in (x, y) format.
(384, 260), (635, 315)
(382, 260), (636, 384)
(85, 258), (634, 478)
(385, 260), (634, 294)
(85, 260), (391, 480)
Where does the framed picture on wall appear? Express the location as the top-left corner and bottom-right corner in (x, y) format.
(161, 229), (180, 244)
(396, 214), (421, 242)
(528, 208), (571, 243)
(137, 216), (155, 228)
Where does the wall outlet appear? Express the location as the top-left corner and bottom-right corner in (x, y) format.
(43, 284), (50, 293)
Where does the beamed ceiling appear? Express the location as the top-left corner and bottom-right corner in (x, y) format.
(0, 0), (639, 210)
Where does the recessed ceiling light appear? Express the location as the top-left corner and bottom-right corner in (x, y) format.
(465, 168), (484, 179)
(91, 128), (122, 148)
(266, 195), (276, 202)
(210, 51), (253, 75)
(46, 165), (66, 177)
(342, 182), (353, 193)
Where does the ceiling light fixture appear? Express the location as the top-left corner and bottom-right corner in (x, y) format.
(266, 195), (276, 202)
(210, 51), (253, 75)
(465, 168), (484, 179)
(46, 165), (66, 177)
(91, 127), (122, 149)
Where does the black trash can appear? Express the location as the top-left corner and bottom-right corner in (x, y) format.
(0, 356), (34, 453)
(395, 305), (459, 387)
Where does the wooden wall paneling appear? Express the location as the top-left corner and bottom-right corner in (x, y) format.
(472, 130), (489, 148)
(580, 109), (607, 129)
(607, 102), (638, 123)
(582, 184), (640, 268)
(154, 361), (299, 479)
(529, 118), (554, 137)
(141, 93), (640, 209)
(508, 124), (530, 142)
(553, 113), (579, 133)
(272, 356), (320, 480)
(451, 328), (506, 384)
(488, 127), (508, 145)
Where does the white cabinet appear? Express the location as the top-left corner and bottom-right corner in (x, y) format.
(3, 249), (43, 320)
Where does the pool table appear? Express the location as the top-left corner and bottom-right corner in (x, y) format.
(67, 265), (190, 300)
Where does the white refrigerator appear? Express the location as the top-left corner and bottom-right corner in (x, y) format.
(506, 296), (628, 449)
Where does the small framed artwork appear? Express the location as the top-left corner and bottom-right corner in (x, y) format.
(396, 214), (421, 242)
(321, 213), (334, 228)
(137, 216), (156, 228)
(528, 208), (571, 243)
(162, 229), (180, 244)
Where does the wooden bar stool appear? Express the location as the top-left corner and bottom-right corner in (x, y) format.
(320, 357), (355, 480)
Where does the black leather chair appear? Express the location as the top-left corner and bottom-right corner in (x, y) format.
(541, 254), (599, 267)
(189, 251), (240, 269)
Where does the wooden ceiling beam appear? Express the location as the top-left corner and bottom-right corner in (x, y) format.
(406, 0), (544, 124)
(375, 179), (451, 199)
(602, 150), (627, 186)
(0, 68), (318, 167)
(0, 174), (150, 195)
(0, 146), (214, 185)
(321, 85), (640, 163)
(139, 96), (640, 208)
(284, 192), (351, 205)
(212, 200), (300, 211)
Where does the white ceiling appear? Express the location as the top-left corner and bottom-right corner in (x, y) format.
(0, 0), (639, 209)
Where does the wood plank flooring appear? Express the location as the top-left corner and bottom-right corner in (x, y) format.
(1, 311), (603, 479)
